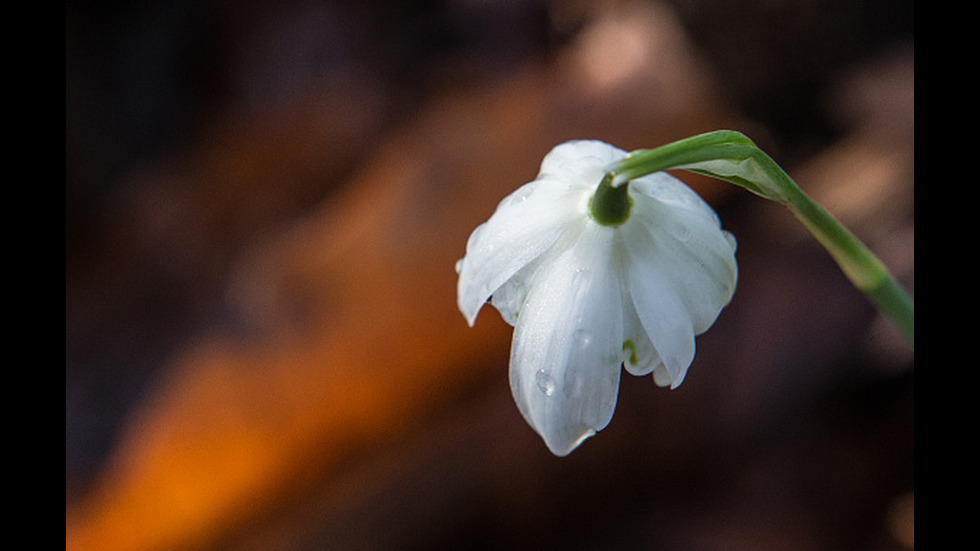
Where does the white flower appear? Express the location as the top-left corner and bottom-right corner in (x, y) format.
(456, 140), (737, 456)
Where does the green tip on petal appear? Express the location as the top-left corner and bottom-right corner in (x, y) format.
(623, 339), (639, 366)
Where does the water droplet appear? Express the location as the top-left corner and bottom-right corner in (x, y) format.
(535, 369), (555, 396)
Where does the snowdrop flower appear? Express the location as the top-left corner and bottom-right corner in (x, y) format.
(456, 140), (738, 456)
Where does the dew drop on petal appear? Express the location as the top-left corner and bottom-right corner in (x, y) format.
(535, 369), (556, 397)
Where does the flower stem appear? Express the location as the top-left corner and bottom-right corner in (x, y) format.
(610, 130), (914, 346)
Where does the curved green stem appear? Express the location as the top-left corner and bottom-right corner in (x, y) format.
(610, 130), (914, 346)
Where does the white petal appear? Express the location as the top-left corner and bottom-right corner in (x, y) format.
(621, 174), (737, 388)
(537, 140), (626, 189)
(652, 364), (673, 387)
(622, 298), (663, 377)
(623, 232), (696, 389)
(488, 239), (560, 326)
(509, 223), (624, 456)
(629, 171), (724, 225)
(456, 179), (584, 326)
(629, 175), (738, 334)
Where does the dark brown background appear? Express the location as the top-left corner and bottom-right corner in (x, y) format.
(66, 1), (914, 549)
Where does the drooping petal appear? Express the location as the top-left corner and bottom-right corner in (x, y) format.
(509, 222), (624, 456)
(488, 235), (566, 326)
(623, 231), (696, 389)
(629, 173), (738, 333)
(456, 178), (584, 326)
(629, 171), (726, 226)
(621, 297), (663, 378)
(621, 173), (737, 388)
(652, 365), (674, 388)
(537, 140), (626, 189)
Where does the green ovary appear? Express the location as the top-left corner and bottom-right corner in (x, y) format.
(589, 174), (633, 227)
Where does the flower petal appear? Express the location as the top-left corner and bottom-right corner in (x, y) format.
(623, 234), (696, 389)
(621, 173), (737, 388)
(456, 179), (584, 326)
(537, 140), (626, 189)
(509, 222), (624, 456)
(622, 299), (663, 377)
(630, 171), (725, 225)
(629, 173), (738, 334)
(488, 241), (560, 326)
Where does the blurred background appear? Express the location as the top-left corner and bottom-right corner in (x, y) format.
(66, 0), (914, 549)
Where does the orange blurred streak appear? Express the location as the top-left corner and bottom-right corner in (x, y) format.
(66, 4), (740, 550)
(66, 132), (515, 551)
